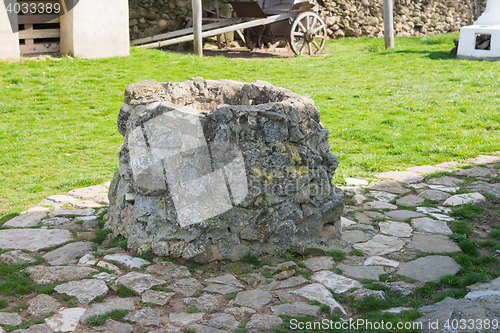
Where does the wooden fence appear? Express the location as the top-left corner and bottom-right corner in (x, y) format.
(18, 1), (60, 54)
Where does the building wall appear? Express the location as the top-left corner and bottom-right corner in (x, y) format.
(129, 0), (487, 42)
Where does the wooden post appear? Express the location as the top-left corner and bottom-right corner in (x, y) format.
(383, 0), (394, 49)
(192, 0), (203, 56)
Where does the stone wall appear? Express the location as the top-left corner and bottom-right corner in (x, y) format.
(320, 0), (487, 39)
(129, 0), (487, 42)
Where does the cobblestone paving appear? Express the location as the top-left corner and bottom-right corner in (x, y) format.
(0, 154), (499, 332)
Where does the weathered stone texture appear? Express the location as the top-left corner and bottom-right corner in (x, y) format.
(107, 78), (343, 263)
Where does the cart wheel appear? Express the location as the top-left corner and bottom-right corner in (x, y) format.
(289, 12), (327, 56)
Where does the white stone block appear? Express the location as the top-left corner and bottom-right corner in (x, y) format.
(457, 25), (500, 61)
(60, 0), (129, 59)
(0, 0), (20, 61)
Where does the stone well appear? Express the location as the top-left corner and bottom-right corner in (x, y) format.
(107, 78), (344, 262)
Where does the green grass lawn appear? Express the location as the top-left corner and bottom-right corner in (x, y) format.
(1, 33), (499, 215)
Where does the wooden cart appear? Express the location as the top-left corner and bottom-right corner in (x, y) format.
(132, 0), (327, 56)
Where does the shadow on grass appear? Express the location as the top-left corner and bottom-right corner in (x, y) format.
(392, 50), (457, 60)
(0, 213), (17, 227)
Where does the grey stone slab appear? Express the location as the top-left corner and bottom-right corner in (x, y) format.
(353, 235), (405, 256)
(124, 308), (161, 326)
(375, 171), (424, 184)
(427, 213), (455, 221)
(311, 270), (362, 293)
(418, 190), (452, 201)
(365, 211), (385, 219)
(416, 206), (442, 214)
(411, 217), (452, 235)
(379, 221), (413, 237)
(0, 312), (22, 326)
(364, 256), (400, 268)
(205, 274), (244, 288)
(3, 207), (49, 228)
(354, 212), (372, 224)
(396, 195), (425, 207)
(10, 324), (54, 333)
(367, 180), (410, 194)
(233, 290), (272, 310)
(190, 325), (226, 333)
(115, 272), (166, 294)
(340, 217), (357, 227)
(171, 277), (203, 297)
(142, 290), (174, 306)
(43, 241), (94, 266)
(246, 314), (283, 330)
(202, 283), (241, 295)
(224, 307), (255, 317)
(369, 191), (398, 202)
(467, 181), (500, 197)
(385, 210), (425, 221)
(303, 256), (334, 271)
(292, 283), (347, 316)
(271, 302), (321, 317)
(350, 288), (386, 300)
(27, 266), (97, 285)
(465, 290), (500, 299)
(27, 294), (62, 317)
(103, 254), (150, 269)
(336, 265), (386, 281)
(365, 201), (398, 210)
(45, 308), (86, 332)
(427, 185), (459, 193)
(50, 208), (95, 217)
(184, 294), (220, 312)
(427, 176), (464, 187)
(0, 250), (36, 265)
(169, 312), (204, 326)
(443, 192), (486, 206)
(54, 279), (109, 304)
(274, 270), (295, 280)
(42, 217), (72, 227)
(96, 319), (133, 333)
(407, 233), (461, 253)
(468, 155), (500, 165)
(0, 229), (73, 251)
(239, 273), (266, 287)
(259, 276), (308, 291)
(397, 255), (461, 282)
(276, 290), (296, 302)
(68, 185), (108, 200)
(149, 324), (183, 333)
(415, 296), (500, 332)
(208, 313), (239, 330)
(455, 167), (496, 177)
(145, 261), (191, 279)
(467, 276), (500, 292)
(80, 297), (136, 322)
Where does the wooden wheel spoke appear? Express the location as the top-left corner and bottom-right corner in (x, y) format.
(299, 41), (307, 54)
(294, 38), (305, 48)
(308, 43), (312, 55)
(312, 41), (320, 50)
(298, 21), (307, 32)
(293, 32), (304, 37)
(313, 25), (324, 34)
(311, 17), (317, 29)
